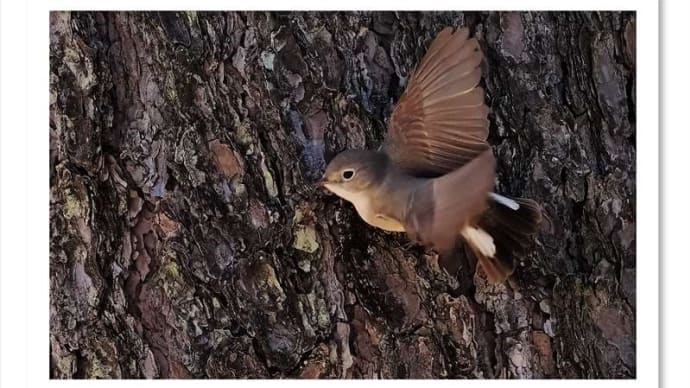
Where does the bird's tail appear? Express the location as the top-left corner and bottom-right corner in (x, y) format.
(468, 194), (545, 283)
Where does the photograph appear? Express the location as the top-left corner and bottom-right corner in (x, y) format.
(47, 11), (637, 379)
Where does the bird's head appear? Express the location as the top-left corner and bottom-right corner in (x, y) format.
(317, 150), (388, 201)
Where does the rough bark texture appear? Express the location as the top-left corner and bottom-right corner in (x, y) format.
(49, 11), (636, 379)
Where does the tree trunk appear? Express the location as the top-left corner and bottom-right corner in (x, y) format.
(49, 11), (636, 379)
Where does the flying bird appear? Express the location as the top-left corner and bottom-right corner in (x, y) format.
(318, 26), (543, 283)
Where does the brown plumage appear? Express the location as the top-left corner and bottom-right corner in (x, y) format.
(319, 27), (544, 284)
(475, 197), (544, 282)
(384, 27), (490, 176)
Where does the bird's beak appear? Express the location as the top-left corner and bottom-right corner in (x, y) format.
(314, 176), (334, 194)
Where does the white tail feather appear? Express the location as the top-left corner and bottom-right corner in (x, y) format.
(489, 192), (519, 210)
(461, 226), (496, 257)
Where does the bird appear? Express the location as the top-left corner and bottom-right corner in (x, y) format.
(317, 26), (544, 283)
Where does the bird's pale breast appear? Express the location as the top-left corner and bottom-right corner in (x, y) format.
(324, 183), (406, 232)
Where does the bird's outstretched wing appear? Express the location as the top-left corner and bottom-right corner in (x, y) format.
(383, 26), (490, 177)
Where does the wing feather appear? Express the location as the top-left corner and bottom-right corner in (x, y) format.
(403, 149), (496, 254)
(384, 27), (490, 177)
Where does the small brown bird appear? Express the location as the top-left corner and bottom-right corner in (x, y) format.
(318, 27), (543, 283)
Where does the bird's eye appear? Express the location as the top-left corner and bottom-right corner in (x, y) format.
(342, 169), (355, 181)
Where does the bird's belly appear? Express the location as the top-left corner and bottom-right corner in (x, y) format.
(325, 184), (405, 232)
(354, 203), (405, 232)
(365, 212), (406, 232)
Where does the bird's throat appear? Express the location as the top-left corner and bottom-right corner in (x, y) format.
(323, 183), (405, 232)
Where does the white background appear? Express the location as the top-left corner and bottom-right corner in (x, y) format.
(1, 0), (686, 387)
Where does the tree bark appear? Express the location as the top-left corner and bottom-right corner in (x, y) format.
(49, 11), (636, 379)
